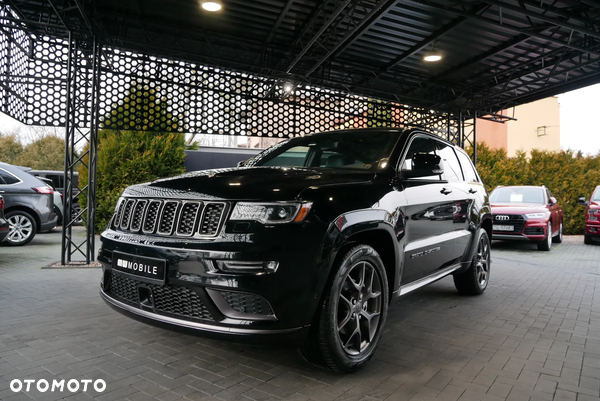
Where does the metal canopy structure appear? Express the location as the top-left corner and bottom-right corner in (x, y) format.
(1, 0), (599, 264)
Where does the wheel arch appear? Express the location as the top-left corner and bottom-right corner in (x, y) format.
(4, 206), (41, 232)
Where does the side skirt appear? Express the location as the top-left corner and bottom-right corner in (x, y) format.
(398, 263), (462, 296)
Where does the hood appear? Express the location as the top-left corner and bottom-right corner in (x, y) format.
(491, 203), (548, 215)
(123, 166), (376, 201)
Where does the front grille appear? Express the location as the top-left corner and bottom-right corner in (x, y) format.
(113, 197), (227, 237)
(493, 214), (525, 233)
(108, 274), (214, 321)
(221, 291), (274, 316)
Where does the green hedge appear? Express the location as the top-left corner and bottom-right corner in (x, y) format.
(473, 143), (600, 235)
(79, 129), (186, 233)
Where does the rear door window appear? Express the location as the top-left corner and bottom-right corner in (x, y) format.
(435, 142), (463, 183)
(455, 150), (479, 183)
(0, 169), (21, 185)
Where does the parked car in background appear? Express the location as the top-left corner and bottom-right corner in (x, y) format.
(0, 195), (9, 243)
(98, 128), (493, 372)
(34, 175), (64, 226)
(28, 169), (82, 225)
(578, 185), (600, 245)
(0, 161), (57, 245)
(490, 185), (563, 251)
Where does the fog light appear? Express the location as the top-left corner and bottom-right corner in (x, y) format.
(214, 260), (279, 273)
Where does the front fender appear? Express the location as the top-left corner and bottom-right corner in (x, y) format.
(316, 208), (402, 300)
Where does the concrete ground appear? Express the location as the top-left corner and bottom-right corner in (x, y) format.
(1, 229), (600, 401)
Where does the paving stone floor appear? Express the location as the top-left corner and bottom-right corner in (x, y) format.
(1, 230), (600, 401)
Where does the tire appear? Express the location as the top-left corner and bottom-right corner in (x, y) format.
(5, 210), (37, 246)
(538, 222), (552, 251)
(553, 219), (563, 243)
(584, 235), (592, 245)
(453, 230), (491, 296)
(55, 206), (63, 226)
(300, 244), (389, 373)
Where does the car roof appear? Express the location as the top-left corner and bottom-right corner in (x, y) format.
(0, 162), (51, 186)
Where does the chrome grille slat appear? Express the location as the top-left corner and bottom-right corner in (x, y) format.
(130, 200), (148, 231)
(200, 203), (226, 236)
(177, 202), (202, 236)
(143, 200), (162, 233)
(120, 199), (136, 230)
(116, 198), (226, 238)
(158, 201), (179, 235)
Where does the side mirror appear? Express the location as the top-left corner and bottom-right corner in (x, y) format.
(401, 153), (443, 179)
(549, 197), (557, 205)
(578, 197), (589, 206)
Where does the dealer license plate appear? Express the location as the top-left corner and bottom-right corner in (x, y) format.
(493, 224), (514, 232)
(112, 251), (166, 285)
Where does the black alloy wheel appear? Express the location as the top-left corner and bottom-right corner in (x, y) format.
(454, 230), (491, 295)
(300, 244), (389, 372)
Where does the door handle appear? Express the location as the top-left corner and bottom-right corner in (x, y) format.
(469, 188), (477, 194)
(440, 187), (452, 195)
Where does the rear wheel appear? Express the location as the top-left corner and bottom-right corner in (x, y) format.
(453, 230), (490, 295)
(538, 222), (552, 251)
(300, 244), (389, 373)
(5, 210), (37, 246)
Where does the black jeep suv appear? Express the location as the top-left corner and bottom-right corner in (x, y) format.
(99, 128), (492, 372)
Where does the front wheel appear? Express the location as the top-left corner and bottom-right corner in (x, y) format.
(453, 230), (491, 295)
(584, 235), (592, 245)
(5, 210), (37, 246)
(300, 244), (389, 373)
(553, 220), (563, 243)
(538, 222), (552, 251)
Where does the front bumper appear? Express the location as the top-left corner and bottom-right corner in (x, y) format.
(493, 221), (548, 242)
(98, 225), (329, 346)
(585, 222), (600, 237)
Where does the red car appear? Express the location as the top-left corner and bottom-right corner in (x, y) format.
(490, 185), (563, 251)
(579, 186), (600, 245)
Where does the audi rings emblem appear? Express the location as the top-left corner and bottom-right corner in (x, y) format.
(495, 215), (510, 221)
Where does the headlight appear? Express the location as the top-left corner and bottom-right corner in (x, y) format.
(589, 209), (599, 221)
(230, 202), (313, 224)
(525, 213), (547, 219)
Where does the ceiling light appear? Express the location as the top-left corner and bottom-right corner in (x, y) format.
(423, 49), (442, 62)
(201, 0), (222, 12)
(283, 82), (294, 93)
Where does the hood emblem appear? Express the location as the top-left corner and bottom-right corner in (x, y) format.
(495, 215), (509, 221)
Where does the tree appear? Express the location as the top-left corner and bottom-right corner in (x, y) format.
(79, 83), (187, 232)
(16, 135), (65, 170)
(0, 133), (24, 164)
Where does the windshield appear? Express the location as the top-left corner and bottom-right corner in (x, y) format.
(592, 187), (600, 202)
(490, 187), (545, 204)
(243, 130), (403, 171)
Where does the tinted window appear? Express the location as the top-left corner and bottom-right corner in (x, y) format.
(247, 130), (401, 171)
(455, 150), (479, 183)
(0, 169), (20, 185)
(401, 136), (439, 180)
(46, 174), (63, 189)
(436, 142), (463, 182)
